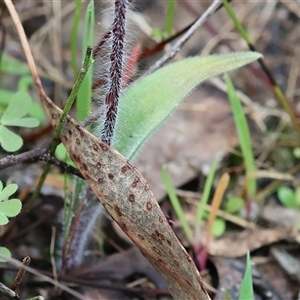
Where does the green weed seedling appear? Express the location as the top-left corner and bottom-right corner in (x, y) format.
(0, 91), (40, 152)
(152, 0), (175, 39)
(0, 180), (22, 262)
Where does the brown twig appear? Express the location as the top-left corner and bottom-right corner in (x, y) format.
(0, 143), (83, 180)
(10, 256), (31, 291)
(38, 154), (83, 179)
(0, 143), (49, 170)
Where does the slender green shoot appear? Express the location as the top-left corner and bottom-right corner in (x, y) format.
(223, 0), (300, 138)
(223, 0), (250, 44)
(195, 157), (219, 231)
(77, 0), (94, 121)
(28, 47), (93, 209)
(224, 73), (256, 197)
(71, 0), (82, 75)
(161, 166), (193, 243)
(164, 0), (175, 37)
(239, 251), (254, 300)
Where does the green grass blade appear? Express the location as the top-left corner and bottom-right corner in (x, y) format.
(195, 157), (219, 230)
(239, 251), (254, 300)
(223, 0), (251, 44)
(165, 0), (175, 37)
(76, 0), (94, 121)
(161, 166), (193, 243)
(224, 73), (256, 197)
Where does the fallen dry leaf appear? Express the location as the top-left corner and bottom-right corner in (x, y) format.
(40, 94), (211, 300)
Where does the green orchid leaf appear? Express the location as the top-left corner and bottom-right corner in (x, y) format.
(0, 125), (23, 152)
(0, 247), (11, 263)
(0, 183), (18, 201)
(0, 199), (22, 217)
(0, 181), (2, 192)
(1, 91), (32, 123)
(3, 117), (40, 128)
(112, 52), (262, 159)
(0, 212), (9, 225)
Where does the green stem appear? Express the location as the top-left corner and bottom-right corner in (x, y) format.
(27, 47), (93, 210)
(165, 0), (175, 37)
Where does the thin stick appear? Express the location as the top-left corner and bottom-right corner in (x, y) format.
(142, 0), (222, 77)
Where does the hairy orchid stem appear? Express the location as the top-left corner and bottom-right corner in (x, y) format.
(102, 0), (127, 145)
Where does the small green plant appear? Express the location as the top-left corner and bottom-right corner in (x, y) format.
(152, 0), (175, 39)
(205, 196), (245, 237)
(0, 180), (22, 262)
(239, 251), (254, 300)
(225, 73), (256, 198)
(0, 91), (40, 152)
(277, 186), (300, 209)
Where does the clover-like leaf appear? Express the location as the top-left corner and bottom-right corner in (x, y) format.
(0, 199), (22, 217)
(1, 91), (32, 123)
(0, 91), (40, 152)
(0, 212), (9, 225)
(0, 247), (11, 263)
(0, 182), (22, 225)
(3, 117), (39, 127)
(0, 125), (23, 152)
(0, 183), (18, 201)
